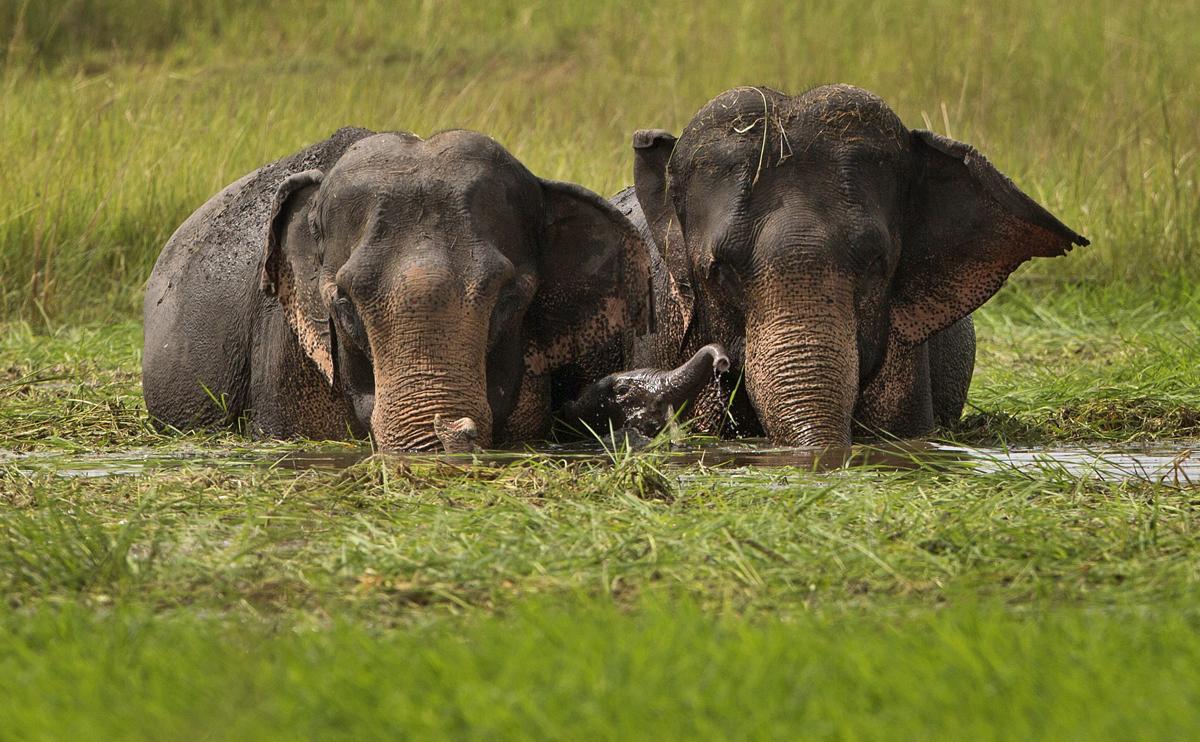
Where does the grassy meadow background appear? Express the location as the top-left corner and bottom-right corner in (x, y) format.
(2, 0), (1199, 321)
(3, 1), (1200, 738)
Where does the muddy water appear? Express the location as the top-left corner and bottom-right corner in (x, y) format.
(2, 439), (1197, 485)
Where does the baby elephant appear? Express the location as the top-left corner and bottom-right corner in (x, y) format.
(563, 344), (730, 438)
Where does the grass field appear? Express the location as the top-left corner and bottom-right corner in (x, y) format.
(2, 0), (1200, 738)
(3, 0), (1199, 321)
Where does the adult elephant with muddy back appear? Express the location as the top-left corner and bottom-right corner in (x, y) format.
(615, 84), (1088, 447)
(144, 128), (649, 451)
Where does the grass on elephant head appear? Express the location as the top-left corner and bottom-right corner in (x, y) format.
(2, 0), (1199, 323)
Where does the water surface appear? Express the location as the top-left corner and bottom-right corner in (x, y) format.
(2, 439), (1197, 485)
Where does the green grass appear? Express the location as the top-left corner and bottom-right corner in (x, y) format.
(2, 284), (1200, 736)
(4, 601), (1200, 740)
(3, 0), (1200, 736)
(964, 280), (1200, 443)
(2, 0), (1199, 321)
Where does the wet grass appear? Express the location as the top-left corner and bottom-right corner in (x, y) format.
(962, 280), (1200, 444)
(2, 282), (1199, 736)
(4, 438), (1198, 617)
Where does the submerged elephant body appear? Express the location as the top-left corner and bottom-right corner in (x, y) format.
(620, 84), (1087, 447)
(144, 128), (649, 451)
(563, 343), (730, 437)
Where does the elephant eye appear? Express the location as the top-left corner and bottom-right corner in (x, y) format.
(614, 382), (631, 396)
(866, 252), (891, 278)
(709, 259), (745, 300)
(333, 290), (370, 356)
(307, 208), (323, 243)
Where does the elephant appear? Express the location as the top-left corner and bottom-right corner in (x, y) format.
(562, 343), (730, 437)
(613, 84), (1088, 447)
(143, 127), (650, 451)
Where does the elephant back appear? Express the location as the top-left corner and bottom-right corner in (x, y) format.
(142, 127), (375, 432)
(168, 127), (374, 275)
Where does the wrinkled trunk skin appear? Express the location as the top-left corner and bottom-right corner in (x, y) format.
(742, 275), (859, 447)
(659, 343), (730, 407)
(369, 310), (493, 452)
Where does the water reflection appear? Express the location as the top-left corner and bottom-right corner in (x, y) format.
(266, 438), (958, 471)
(1, 439), (1197, 485)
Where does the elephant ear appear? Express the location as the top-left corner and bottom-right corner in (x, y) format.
(524, 180), (651, 380)
(632, 129), (696, 346)
(259, 169), (334, 385)
(890, 130), (1089, 347)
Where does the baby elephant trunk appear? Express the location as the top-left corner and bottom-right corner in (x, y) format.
(562, 343), (731, 439)
(660, 343), (731, 405)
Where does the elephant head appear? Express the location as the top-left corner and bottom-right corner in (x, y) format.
(563, 343), (730, 437)
(260, 131), (648, 451)
(633, 85), (1087, 447)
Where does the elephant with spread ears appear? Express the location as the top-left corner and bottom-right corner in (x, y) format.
(614, 84), (1088, 447)
(143, 127), (649, 451)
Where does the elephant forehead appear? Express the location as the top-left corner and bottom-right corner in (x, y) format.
(331, 131), (536, 194)
(796, 85), (908, 143)
(672, 84), (909, 178)
(672, 86), (789, 174)
(319, 137), (542, 252)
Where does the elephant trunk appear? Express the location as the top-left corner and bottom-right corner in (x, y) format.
(658, 343), (730, 407)
(368, 316), (493, 452)
(434, 415), (481, 454)
(372, 370), (492, 452)
(743, 277), (858, 447)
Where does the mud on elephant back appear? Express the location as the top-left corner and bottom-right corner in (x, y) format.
(143, 127), (650, 451)
(615, 83), (1089, 448)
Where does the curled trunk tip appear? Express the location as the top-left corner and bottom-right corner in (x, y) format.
(656, 342), (731, 410)
(434, 414), (481, 453)
(700, 343), (731, 374)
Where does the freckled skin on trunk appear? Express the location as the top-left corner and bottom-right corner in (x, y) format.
(563, 343), (730, 437)
(369, 313), (493, 452)
(744, 315), (858, 447)
(741, 270), (861, 447)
